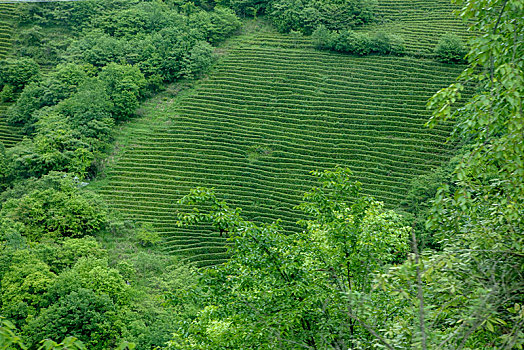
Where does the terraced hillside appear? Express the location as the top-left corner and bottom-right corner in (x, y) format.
(0, 3), (22, 148)
(233, 0), (472, 58)
(95, 21), (468, 267)
(367, 0), (473, 57)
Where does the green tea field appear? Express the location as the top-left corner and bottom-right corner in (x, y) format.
(367, 0), (474, 57)
(95, 22), (468, 267)
(0, 3), (22, 148)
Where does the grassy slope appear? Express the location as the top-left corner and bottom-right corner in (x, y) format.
(0, 3), (22, 148)
(91, 1), (470, 267)
(364, 0), (474, 57)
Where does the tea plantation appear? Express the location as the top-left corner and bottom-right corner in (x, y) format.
(0, 3), (22, 148)
(367, 0), (474, 57)
(96, 20), (469, 266)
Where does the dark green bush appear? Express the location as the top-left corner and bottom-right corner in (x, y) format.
(313, 26), (405, 56)
(434, 33), (467, 63)
(268, 0), (375, 34)
(0, 58), (40, 92)
(0, 173), (108, 241)
(189, 7), (241, 43)
(181, 41), (215, 78)
(8, 63), (95, 134)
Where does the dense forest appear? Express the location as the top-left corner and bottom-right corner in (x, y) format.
(0, 0), (522, 349)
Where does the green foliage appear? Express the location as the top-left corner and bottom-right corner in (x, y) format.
(0, 58), (40, 92)
(26, 288), (120, 349)
(311, 24), (336, 49)
(369, 0), (524, 348)
(220, 0), (267, 17)
(189, 7), (241, 44)
(135, 223), (161, 247)
(0, 85), (15, 104)
(0, 236), (132, 348)
(268, 0), (375, 34)
(98, 63), (146, 122)
(56, 80), (115, 148)
(0, 173), (108, 241)
(434, 33), (467, 63)
(0, 317), (26, 350)
(172, 168), (410, 348)
(1, 251), (57, 325)
(0, 144), (8, 191)
(313, 26), (405, 55)
(38, 337), (86, 350)
(8, 63), (95, 133)
(400, 160), (457, 249)
(181, 41), (215, 79)
(15, 0), (138, 29)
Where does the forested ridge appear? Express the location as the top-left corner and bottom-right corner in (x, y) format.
(0, 0), (522, 349)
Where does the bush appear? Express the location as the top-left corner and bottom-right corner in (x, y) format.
(181, 41), (215, 79)
(0, 85), (15, 103)
(313, 27), (405, 56)
(434, 33), (467, 63)
(370, 31), (405, 55)
(190, 7), (241, 44)
(136, 222), (161, 247)
(0, 58), (40, 91)
(268, 0), (375, 34)
(0, 173), (109, 241)
(98, 63), (146, 122)
(8, 63), (95, 134)
(312, 25), (336, 49)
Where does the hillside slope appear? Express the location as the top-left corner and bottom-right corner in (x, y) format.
(0, 3), (22, 148)
(94, 12), (469, 267)
(367, 0), (473, 57)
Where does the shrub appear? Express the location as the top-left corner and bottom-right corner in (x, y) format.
(313, 27), (405, 56)
(370, 31), (405, 55)
(192, 7), (241, 44)
(0, 173), (108, 241)
(181, 41), (215, 79)
(334, 29), (372, 55)
(268, 0), (375, 34)
(0, 58), (40, 91)
(0, 85), (15, 103)
(434, 33), (467, 63)
(98, 63), (146, 122)
(136, 223), (161, 247)
(312, 25), (335, 49)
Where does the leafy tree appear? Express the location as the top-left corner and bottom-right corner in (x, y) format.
(98, 63), (146, 122)
(0, 317), (26, 350)
(189, 7), (241, 44)
(0, 251), (57, 328)
(171, 168), (410, 349)
(56, 80), (115, 148)
(8, 63), (95, 134)
(315, 27), (405, 56)
(64, 30), (127, 68)
(268, 0), (375, 34)
(0, 58), (40, 92)
(219, 0), (267, 17)
(0, 173), (108, 241)
(181, 41), (215, 79)
(24, 288), (120, 350)
(434, 33), (467, 63)
(312, 24), (336, 49)
(135, 222), (162, 247)
(368, 1), (524, 348)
